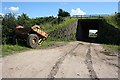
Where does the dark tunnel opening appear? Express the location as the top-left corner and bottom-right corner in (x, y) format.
(76, 19), (100, 43)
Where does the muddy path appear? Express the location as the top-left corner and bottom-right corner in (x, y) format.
(1, 41), (119, 79)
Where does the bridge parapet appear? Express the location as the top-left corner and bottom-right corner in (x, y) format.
(72, 14), (109, 19)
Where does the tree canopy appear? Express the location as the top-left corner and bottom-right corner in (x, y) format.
(58, 9), (70, 17)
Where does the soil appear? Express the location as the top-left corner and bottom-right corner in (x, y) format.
(1, 41), (119, 79)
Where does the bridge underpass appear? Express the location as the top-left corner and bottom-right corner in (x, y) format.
(76, 19), (100, 43)
(50, 18), (120, 45)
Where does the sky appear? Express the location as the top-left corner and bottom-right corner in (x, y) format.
(1, 2), (119, 18)
(89, 30), (98, 34)
(118, 1), (120, 13)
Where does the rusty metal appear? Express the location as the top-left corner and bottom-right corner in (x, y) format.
(14, 25), (48, 47)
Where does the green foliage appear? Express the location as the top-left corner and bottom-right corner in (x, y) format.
(58, 9), (70, 17)
(2, 13), (17, 28)
(103, 44), (120, 51)
(57, 9), (70, 24)
(2, 13), (58, 44)
(32, 16), (56, 25)
(2, 13), (17, 44)
(58, 16), (64, 24)
(46, 37), (76, 42)
(104, 13), (120, 29)
(43, 18), (77, 33)
(114, 13), (120, 26)
(2, 45), (29, 57)
(17, 13), (32, 27)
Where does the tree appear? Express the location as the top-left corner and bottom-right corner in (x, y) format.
(2, 13), (17, 29)
(17, 13), (32, 27)
(2, 13), (17, 44)
(58, 9), (70, 17)
(57, 9), (70, 24)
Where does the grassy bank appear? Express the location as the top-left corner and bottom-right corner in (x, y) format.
(42, 18), (77, 33)
(103, 14), (120, 51)
(2, 41), (53, 57)
(2, 37), (76, 57)
(2, 18), (77, 57)
(103, 44), (120, 52)
(2, 45), (30, 57)
(104, 14), (120, 29)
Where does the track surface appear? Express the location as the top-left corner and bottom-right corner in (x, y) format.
(2, 41), (119, 79)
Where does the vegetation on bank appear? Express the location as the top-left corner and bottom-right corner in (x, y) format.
(42, 18), (77, 33)
(103, 13), (120, 51)
(1, 8), (77, 57)
(1, 10), (120, 57)
(2, 45), (29, 57)
(103, 44), (120, 52)
(2, 37), (76, 57)
(104, 13), (120, 29)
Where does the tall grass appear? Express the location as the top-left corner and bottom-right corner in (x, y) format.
(2, 45), (30, 57)
(104, 15), (120, 29)
(42, 18), (77, 33)
(103, 44), (120, 52)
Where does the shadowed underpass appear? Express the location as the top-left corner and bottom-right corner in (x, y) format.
(76, 19), (100, 43)
(76, 19), (120, 45)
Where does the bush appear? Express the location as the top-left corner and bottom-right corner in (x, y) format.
(2, 13), (17, 44)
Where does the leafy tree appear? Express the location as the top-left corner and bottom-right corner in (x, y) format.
(2, 13), (17, 44)
(57, 9), (70, 24)
(58, 9), (70, 17)
(17, 13), (32, 27)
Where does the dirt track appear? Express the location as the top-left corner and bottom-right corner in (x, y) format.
(2, 41), (119, 79)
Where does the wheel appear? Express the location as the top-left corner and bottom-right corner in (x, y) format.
(27, 34), (39, 48)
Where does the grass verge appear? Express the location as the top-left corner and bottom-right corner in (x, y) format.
(104, 15), (120, 29)
(42, 18), (77, 33)
(37, 37), (76, 49)
(103, 44), (120, 52)
(2, 45), (30, 57)
(2, 38), (76, 57)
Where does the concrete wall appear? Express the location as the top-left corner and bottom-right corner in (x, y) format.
(49, 19), (120, 45)
(98, 20), (120, 45)
(49, 21), (78, 40)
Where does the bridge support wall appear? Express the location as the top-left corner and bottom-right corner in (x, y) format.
(49, 19), (120, 45)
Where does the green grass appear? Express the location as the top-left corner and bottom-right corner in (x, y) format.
(103, 44), (120, 52)
(104, 15), (120, 29)
(2, 37), (76, 57)
(37, 37), (76, 48)
(42, 18), (77, 33)
(2, 45), (30, 57)
(37, 39), (56, 49)
(46, 37), (76, 42)
(2, 42), (54, 57)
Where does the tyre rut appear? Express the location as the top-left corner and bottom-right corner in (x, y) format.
(47, 43), (80, 79)
(85, 43), (100, 80)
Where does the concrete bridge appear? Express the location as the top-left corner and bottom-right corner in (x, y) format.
(50, 18), (120, 45)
